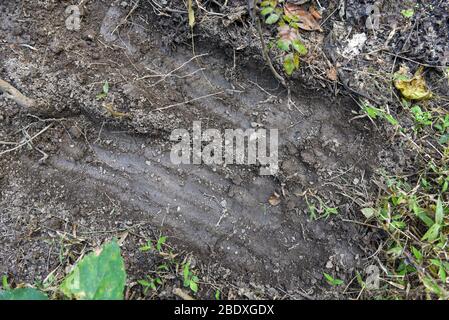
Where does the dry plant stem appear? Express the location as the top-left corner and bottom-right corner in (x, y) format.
(0, 78), (36, 109)
(253, 13), (287, 88)
(0, 123), (52, 156)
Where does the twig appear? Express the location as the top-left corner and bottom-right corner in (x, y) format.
(0, 123), (52, 156)
(251, 3), (287, 88)
(112, 0), (140, 35)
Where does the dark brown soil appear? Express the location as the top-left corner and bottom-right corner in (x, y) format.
(0, 0), (412, 299)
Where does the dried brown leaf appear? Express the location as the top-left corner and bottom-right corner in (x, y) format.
(268, 192), (281, 206)
(284, 3), (322, 32)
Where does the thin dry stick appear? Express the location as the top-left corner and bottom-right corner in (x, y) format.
(112, 0), (140, 35)
(0, 123), (53, 156)
(0, 79), (36, 109)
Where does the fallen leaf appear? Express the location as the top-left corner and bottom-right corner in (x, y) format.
(326, 67), (338, 81)
(284, 3), (322, 32)
(361, 208), (376, 219)
(278, 25), (299, 42)
(268, 192), (281, 206)
(394, 66), (432, 101)
(309, 6), (322, 20)
(277, 25), (308, 57)
(103, 102), (129, 119)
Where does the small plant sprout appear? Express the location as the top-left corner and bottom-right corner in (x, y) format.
(138, 277), (163, 294)
(96, 80), (109, 100)
(156, 236), (167, 252)
(139, 240), (153, 252)
(401, 9), (414, 18)
(323, 273), (344, 286)
(182, 262), (199, 293)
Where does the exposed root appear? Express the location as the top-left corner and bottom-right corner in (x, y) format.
(0, 78), (36, 109)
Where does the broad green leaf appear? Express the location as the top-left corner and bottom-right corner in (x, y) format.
(422, 277), (444, 297)
(292, 39), (307, 56)
(265, 13), (280, 24)
(277, 39), (290, 52)
(439, 133), (449, 145)
(0, 288), (48, 300)
(283, 54), (296, 76)
(421, 223), (441, 242)
(413, 204), (434, 228)
(60, 241), (126, 300)
(260, 7), (274, 16)
(190, 281), (198, 293)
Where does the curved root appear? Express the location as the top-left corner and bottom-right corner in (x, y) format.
(0, 78), (37, 109)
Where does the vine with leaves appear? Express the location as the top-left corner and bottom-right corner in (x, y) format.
(258, 0), (312, 76)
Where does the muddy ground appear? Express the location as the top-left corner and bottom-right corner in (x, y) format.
(0, 0), (436, 299)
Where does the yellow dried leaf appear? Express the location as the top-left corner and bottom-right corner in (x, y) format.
(394, 67), (432, 101)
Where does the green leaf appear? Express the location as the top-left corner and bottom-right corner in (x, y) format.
(439, 133), (449, 145)
(96, 93), (107, 100)
(292, 40), (308, 56)
(260, 7), (274, 16)
(156, 236), (167, 251)
(103, 81), (109, 94)
(421, 223), (441, 242)
(323, 273), (344, 286)
(189, 280), (198, 293)
(411, 246), (423, 263)
(435, 197), (444, 225)
(183, 263), (191, 287)
(265, 13), (279, 25)
(0, 288), (48, 300)
(2, 276), (9, 290)
(422, 277), (444, 297)
(139, 241), (153, 252)
(60, 241), (126, 300)
(277, 39), (290, 52)
(401, 9), (414, 18)
(283, 53), (296, 76)
(383, 113), (399, 126)
(364, 106), (379, 119)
